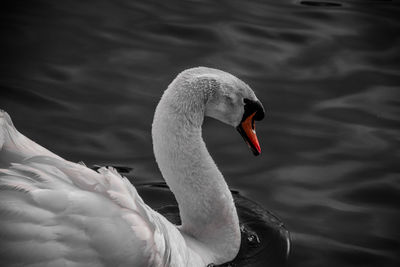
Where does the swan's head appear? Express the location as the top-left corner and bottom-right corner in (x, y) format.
(164, 67), (265, 155)
(197, 68), (265, 156)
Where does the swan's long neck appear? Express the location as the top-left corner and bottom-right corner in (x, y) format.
(151, 74), (240, 264)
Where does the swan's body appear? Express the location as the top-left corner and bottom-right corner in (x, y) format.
(0, 67), (264, 266)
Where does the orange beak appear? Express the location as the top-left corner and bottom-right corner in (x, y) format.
(236, 112), (261, 156)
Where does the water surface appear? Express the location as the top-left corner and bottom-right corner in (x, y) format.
(1, 0), (399, 266)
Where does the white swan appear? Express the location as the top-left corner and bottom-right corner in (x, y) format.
(0, 67), (265, 267)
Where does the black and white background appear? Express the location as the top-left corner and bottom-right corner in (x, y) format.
(1, 0), (399, 266)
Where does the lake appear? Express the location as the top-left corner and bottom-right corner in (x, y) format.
(1, 0), (399, 266)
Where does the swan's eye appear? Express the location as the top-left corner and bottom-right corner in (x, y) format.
(225, 94), (236, 104)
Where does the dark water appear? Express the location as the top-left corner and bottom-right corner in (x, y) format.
(1, 0), (400, 266)
(135, 182), (289, 266)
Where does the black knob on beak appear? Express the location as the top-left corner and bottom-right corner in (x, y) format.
(243, 99), (265, 122)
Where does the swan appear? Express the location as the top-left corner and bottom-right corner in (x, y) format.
(0, 67), (265, 267)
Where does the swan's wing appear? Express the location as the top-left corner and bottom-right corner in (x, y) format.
(0, 110), (63, 167)
(0, 157), (166, 266)
(0, 110), (190, 266)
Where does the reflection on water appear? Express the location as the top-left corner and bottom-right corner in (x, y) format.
(1, 0), (399, 266)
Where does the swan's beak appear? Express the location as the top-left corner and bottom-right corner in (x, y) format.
(236, 99), (265, 156)
(237, 112), (261, 156)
